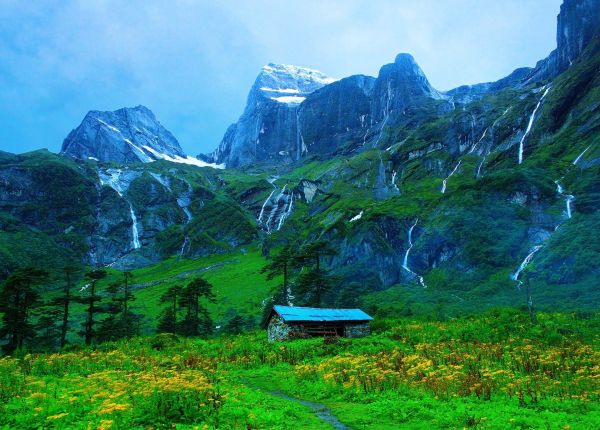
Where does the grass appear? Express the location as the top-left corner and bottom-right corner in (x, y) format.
(64, 246), (279, 338)
(1, 310), (598, 429)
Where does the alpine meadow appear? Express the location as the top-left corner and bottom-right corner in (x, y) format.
(0, 0), (599, 429)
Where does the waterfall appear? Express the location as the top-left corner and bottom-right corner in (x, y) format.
(391, 170), (399, 192)
(441, 160), (462, 194)
(129, 205), (141, 249)
(262, 185), (294, 233)
(258, 190), (275, 223)
(566, 196), (574, 219)
(349, 211), (363, 222)
(402, 219), (426, 288)
(511, 245), (542, 282)
(179, 236), (190, 258)
(374, 80), (393, 147)
(296, 110), (302, 161)
(555, 180), (575, 219)
(518, 87), (551, 165)
(468, 127), (489, 154)
(277, 193), (294, 231)
(476, 156), (486, 178)
(573, 146), (591, 165)
(99, 169), (142, 251)
(470, 107), (511, 154)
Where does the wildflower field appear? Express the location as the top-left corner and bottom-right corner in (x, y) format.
(1, 310), (598, 429)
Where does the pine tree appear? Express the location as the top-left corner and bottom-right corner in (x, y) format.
(295, 240), (337, 273)
(50, 265), (82, 348)
(261, 245), (294, 305)
(157, 285), (182, 334)
(0, 267), (48, 353)
(294, 240), (339, 307)
(78, 269), (107, 346)
(224, 314), (247, 335)
(295, 268), (339, 307)
(179, 278), (215, 337)
(97, 272), (140, 342)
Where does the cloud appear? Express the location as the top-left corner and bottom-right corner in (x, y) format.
(0, 0), (561, 155)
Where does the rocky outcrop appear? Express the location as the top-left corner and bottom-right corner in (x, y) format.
(62, 105), (186, 164)
(298, 75), (375, 156)
(371, 53), (445, 123)
(206, 54), (452, 166)
(201, 64), (337, 167)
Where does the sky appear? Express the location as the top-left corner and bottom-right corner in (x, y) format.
(0, 0), (562, 156)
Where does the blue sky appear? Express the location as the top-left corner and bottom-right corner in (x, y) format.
(0, 0), (562, 156)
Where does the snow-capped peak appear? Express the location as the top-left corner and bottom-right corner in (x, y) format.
(256, 63), (337, 104)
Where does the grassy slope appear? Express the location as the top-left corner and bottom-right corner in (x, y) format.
(65, 246), (279, 337)
(1, 311), (598, 429)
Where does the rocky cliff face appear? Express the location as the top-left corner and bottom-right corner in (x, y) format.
(370, 54), (445, 122)
(556, 0), (600, 72)
(297, 75), (375, 156)
(61, 105), (187, 164)
(206, 53), (452, 167)
(525, 0), (600, 82)
(202, 64), (337, 167)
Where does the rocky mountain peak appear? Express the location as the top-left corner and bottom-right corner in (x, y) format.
(525, 0), (599, 82)
(371, 53), (443, 122)
(556, 0), (600, 71)
(61, 106), (221, 168)
(254, 63), (337, 105)
(61, 105), (184, 164)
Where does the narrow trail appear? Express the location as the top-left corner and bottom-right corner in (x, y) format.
(269, 391), (353, 430)
(130, 260), (238, 290)
(241, 379), (353, 430)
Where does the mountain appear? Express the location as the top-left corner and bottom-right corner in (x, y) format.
(200, 64), (337, 167)
(61, 105), (220, 167)
(205, 53), (454, 167)
(1, 0), (599, 322)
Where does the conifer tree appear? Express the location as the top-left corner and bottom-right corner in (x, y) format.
(50, 265), (82, 348)
(179, 277), (215, 337)
(78, 269), (106, 345)
(0, 267), (48, 353)
(157, 285), (182, 334)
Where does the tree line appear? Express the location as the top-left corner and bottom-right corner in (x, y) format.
(0, 266), (217, 354)
(260, 240), (340, 322)
(0, 239), (342, 353)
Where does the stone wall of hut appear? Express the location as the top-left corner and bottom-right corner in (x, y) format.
(344, 323), (370, 338)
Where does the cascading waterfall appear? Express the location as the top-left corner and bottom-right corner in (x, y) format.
(391, 170), (399, 192)
(573, 145), (591, 165)
(277, 193), (294, 231)
(130, 207), (141, 249)
(286, 285), (294, 306)
(179, 236), (190, 258)
(258, 190), (276, 223)
(468, 127), (489, 154)
(476, 156), (487, 178)
(511, 245), (543, 282)
(518, 87), (551, 165)
(296, 110), (302, 161)
(260, 184), (294, 233)
(472, 107), (511, 178)
(402, 219), (427, 288)
(555, 180), (575, 219)
(99, 169), (142, 250)
(441, 161), (462, 194)
(374, 81), (392, 147)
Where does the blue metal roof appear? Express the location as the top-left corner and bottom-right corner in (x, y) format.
(273, 305), (373, 322)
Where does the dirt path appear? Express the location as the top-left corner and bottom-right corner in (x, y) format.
(268, 390), (353, 430)
(130, 260), (238, 290)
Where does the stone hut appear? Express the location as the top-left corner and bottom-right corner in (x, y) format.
(266, 305), (373, 342)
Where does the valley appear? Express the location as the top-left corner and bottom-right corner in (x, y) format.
(0, 0), (599, 428)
